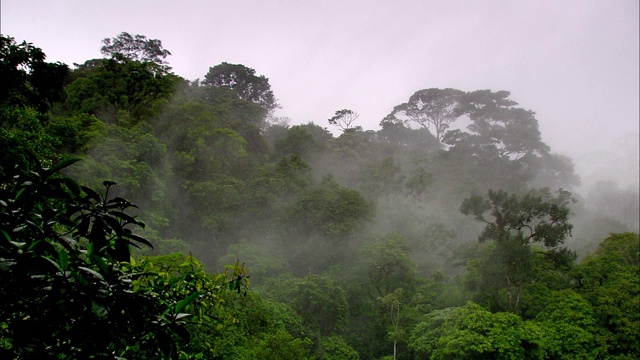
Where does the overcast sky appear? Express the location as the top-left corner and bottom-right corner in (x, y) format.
(2, 0), (638, 191)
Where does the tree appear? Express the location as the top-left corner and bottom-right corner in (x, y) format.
(460, 188), (575, 313)
(377, 288), (405, 360)
(328, 109), (360, 132)
(291, 274), (350, 336)
(416, 302), (541, 360)
(359, 233), (416, 300)
(359, 157), (403, 200)
(203, 62), (279, 113)
(65, 57), (178, 124)
(289, 175), (373, 239)
(407, 307), (454, 359)
(318, 335), (360, 360)
(404, 166), (433, 199)
(530, 290), (597, 359)
(382, 88), (464, 142)
(377, 119), (440, 153)
(101, 31), (171, 65)
(572, 233), (640, 358)
(250, 329), (314, 360)
(531, 153), (581, 190)
(1, 35), (69, 114)
(446, 89), (550, 160)
(273, 124), (330, 158)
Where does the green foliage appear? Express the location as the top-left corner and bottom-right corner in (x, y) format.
(359, 156), (403, 199)
(46, 113), (106, 153)
(1, 35), (69, 113)
(273, 123), (331, 158)
(404, 165), (433, 199)
(249, 329), (315, 360)
(359, 233), (416, 299)
(435, 302), (529, 359)
(329, 128), (374, 163)
(319, 335), (360, 360)
(531, 290), (597, 359)
(0, 153), (249, 358)
(266, 274), (349, 336)
(572, 233), (640, 358)
(461, 188), (574, 247)
(0, 159), (165, 358)
(65, 56), (178, 123)
(220, 242), (287, 283)
(0, 107), (63, 169)
(69, 123), (166, 200)
(6, 33), (634, 360)
(129, 254), (250, 358)
(185, 176), (244, 234)
(408, 307), (455, 359)
(410, 302), (536, 360)
(461, 188), (575, 312)
(290, 174), (372, 238)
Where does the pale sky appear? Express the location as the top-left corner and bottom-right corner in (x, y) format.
(2, 0), (638, 191)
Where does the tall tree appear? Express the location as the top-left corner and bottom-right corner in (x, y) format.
(446, 89), (550, 160)
(460, 188), (575, 313)
(203, 62), (279, 113)
(65, 57), (178, 123)
(382, 88), (464, 142)
(101, 32), (171, 66)
(328, 109), (359, 132)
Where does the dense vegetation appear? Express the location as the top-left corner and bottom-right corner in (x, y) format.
(1, 32), (638, 359)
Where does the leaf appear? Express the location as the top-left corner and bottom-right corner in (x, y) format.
(102, 215), (124, 236)
(107, 211), (139, 225)
(58, 249), (69, 272)
(46, 158), (82, 175)
(174, 313), (191, 321)
(123, 239), (142, 249)
(60, 177), (81, 197)
(76, 216), (91, 237)
(1, 230), (12, 242)
(59, 235), (78, 249)
(175, 291), (200, 313)
(42, 256), (62, 273)
(78, 266), (105, 282)
(80, 185), (101, 202)
(112, 196), (136, 207)
(125, 233), (153, 249)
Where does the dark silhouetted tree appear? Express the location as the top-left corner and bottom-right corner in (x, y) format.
(101, 32), (171, 65)
(203, 62), (279, 113)
(383, 88), (464, 142)
(328, 109), (360, 132)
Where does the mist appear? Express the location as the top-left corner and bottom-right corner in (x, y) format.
(2, 1), (639, 358)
